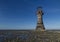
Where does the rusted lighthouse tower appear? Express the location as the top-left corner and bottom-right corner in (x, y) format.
(36, 7), (45, 31)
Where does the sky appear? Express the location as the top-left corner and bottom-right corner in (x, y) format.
(0, 0), (60, 30)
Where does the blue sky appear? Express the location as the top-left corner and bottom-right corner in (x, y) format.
(0, 0), (60, 30)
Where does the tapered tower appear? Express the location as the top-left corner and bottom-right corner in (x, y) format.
(36, 7), (45, 31)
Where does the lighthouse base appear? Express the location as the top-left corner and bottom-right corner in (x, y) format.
(36, 23), (45, 31)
